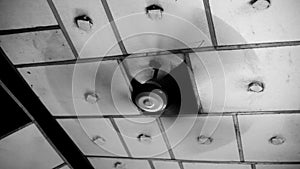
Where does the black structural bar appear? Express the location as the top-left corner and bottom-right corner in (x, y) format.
(0, 47), (94, 169)
(0, 25), (60, 35)
(0, 82), (32, 141)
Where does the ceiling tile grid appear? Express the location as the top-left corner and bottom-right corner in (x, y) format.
(1, 0), (300, 169)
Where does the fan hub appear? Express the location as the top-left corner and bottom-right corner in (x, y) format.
(135, 89), (167, 113)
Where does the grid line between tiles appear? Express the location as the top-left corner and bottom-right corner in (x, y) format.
(183, 53), (202, 113)
(86, 155), (300, 165)
(100, 0), (127, 54)
(178, 161), (185, 169)
(46, 0), (79, 59)
(203, 0), (218, 47)
(232, 114), (245, 162)
(53, 110), (300, 119)
(148, 160), (156, 169)
(156, 118), (176, 160)
(109, 117), (133, 157)
(52, 162), (67, 169)
(14, 40), (300, 68)
(100, 0), (134, 92)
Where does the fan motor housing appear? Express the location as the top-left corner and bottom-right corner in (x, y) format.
(132, 80), (168, 114)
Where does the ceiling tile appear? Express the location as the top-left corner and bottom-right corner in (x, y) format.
(0, 30), (75, 64)
(210, 0), (300, 44)
(51, 0), (121, 57)
(256, 164), (300, 169)
(114, 118), (170, 158)
(183, 163), (251, 169)
(161, 116), (239, 161)
(88, 157), (151, 169)
(0, 124), (63, 169)
(57, 119), (127, 156)
(18, 61), (139, 116)
(239, 114), (300, 161)
(106, 0), (212, 53)
(0, 0), (57, 30)
(89, 158), (150, 169)
(153, 160), (181, 169)
(190, 46), (300, 112)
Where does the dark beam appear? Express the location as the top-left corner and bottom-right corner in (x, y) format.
(0, 81), (32, 140)
(0, 25), (60, 35)
(0, 47), (94, 169)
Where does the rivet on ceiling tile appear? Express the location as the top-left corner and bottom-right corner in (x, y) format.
(137, 133), (152, 144)
(91, 135), (106, 145)
(114, 161), (126, 169)
(84, 91), (100, 104)
(197, 135), (213, 145)
(248, 81), (264, 93)
(145, 4), (164, 20)
(269, 135), (285, 145)
(74, 15), (93, 32)
(249, 0), (271, 10)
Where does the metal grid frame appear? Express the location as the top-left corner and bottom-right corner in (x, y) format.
(1, 0), (300, 169)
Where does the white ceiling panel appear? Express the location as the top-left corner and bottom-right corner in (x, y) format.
(183, 163), (251, 169)
(0, 30), (75, 64)
(57, 119), (127, 156)
(191, 46), (300, 112)
(210, 0), (300, 45)
(239, 114), (300, 161)
(0, 0), (57, 30)
(106, 0), (212, 53)
(88, 157), (151, 169)
(18, 61), (139, 116)
(161, 116), (239, 161)
(51, 0), (121, 57)
(153, 160), (181, 169)
(256, 164), (300, 169)
(115, 118), (170, 158)
(0, 124), (63, 169)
